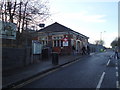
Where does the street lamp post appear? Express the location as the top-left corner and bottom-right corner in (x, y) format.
(100, 31), (106, 41)
(100, 32), (102, 41)
(99, 31), (106, 46)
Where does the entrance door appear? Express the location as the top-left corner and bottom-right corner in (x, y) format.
(76, 41), (81, 53)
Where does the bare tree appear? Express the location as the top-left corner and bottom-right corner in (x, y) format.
(0, 1), (4, 21)
(111, 37), (120, 48)
(21, 1), (28, 32)
(25, 0), (50, 30)
(94, 40), (105, 46)
(0, 0), (50, 31)
(1, 0), (50, 47)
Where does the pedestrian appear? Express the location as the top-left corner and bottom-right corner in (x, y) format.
(82, 46), (86, 55)
(87, 45), (90, 55)
(72, 46), (76, 55)
(114, 46), (119, 59)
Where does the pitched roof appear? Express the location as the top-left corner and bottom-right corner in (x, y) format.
(38, 22), (89, 38)
(38, 22), (72, 33)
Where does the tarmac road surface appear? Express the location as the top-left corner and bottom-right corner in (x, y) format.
(16, 51), (119, 89)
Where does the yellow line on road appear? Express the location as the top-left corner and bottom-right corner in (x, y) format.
(12, 68), (60, 88)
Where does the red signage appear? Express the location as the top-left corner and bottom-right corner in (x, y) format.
(63, 37), (68, 42)
(62, 37), (68, 46)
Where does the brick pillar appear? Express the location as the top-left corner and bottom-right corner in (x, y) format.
(48, 36), (52, 47)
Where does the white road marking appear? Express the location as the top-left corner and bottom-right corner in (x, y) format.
(115, 59), (119, 89)
(116, 72), (119, 77)
(116, 60), (118, 63)
(116, 67), (118, 70)
(110, 55), (113, 58)
(90, 53), (94, 56)
(116, 81), (120, 88)
(106, 59), (110, 66)
(96, 72), (105, 90)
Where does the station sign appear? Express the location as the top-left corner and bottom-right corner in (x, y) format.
(0, 21), (16, 39)
(63, 37), (68, 46)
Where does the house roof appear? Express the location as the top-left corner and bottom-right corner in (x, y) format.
(38, 22), (89, 38)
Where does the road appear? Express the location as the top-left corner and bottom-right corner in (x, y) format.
(16, 51), (119, 88)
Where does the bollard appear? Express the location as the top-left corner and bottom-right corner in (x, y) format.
(52, 52), (59, 65)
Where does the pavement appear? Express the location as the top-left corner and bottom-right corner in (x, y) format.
(2, 53), (91, 89)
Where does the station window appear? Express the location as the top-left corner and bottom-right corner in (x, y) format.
(54, 40), (57, 47)
(53, 36), (63, 47)
(61, 40), (63, 47)
(57, 40), (59, 47)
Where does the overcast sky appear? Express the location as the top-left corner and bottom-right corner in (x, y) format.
(45, 0), (119, 47)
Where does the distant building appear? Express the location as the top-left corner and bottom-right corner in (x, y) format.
(89, 43), (106, 52)
(37, 22), (89, 55)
